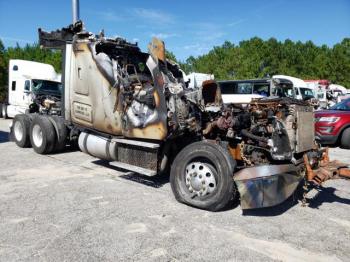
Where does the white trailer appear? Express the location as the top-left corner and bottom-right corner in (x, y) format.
(0, 59), (61, 118)
(184, 73), (214, 89)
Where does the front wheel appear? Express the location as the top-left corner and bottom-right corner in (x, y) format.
(170, 141), (237, 211)
(340, 128), (350, 149)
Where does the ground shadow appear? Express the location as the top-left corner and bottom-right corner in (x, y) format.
(307, 186), (350, 208)
(49, 144), (79, 155)
(92, 159), (170, 188)
(0, 130), (10, 143)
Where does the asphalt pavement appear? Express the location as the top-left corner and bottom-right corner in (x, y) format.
(0, 119), (349, 262)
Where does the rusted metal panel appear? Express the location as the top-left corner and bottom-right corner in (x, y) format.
(67, 40), (170, 139)
(296, 109), (314, 153)
(228, 144), (242, 160)
(148, 38), (166, 62)
(304, 148), (350, 184)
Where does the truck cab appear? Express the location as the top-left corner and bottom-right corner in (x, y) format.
(1, 59), (61, 118)
(272, 75), (316, 102)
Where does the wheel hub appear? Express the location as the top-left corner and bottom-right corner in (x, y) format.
(185, 162), (216, 197)
(32, 124), (43, 147)
(14, 121), (23, 141)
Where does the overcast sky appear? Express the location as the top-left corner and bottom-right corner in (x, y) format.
(0, 0), (349, 60)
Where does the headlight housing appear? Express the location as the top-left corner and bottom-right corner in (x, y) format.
(317, 116), (340, 123)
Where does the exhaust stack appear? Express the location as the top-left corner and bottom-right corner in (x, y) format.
(72, 0), (80, 24)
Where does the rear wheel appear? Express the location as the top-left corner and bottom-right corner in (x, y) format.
(340, 128), (350, 149)
(12, 114), (31, 147)
(30, 116), (56, 154)
(170, 141), (237, 211)
(49, 116), (67, 153)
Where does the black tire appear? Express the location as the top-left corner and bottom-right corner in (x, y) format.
(0, 103), (3, 118)
(170, 141), (237, 211)
(29, 115), (56, 154)
(49, 115), (67, 153)
(12, 114), (31, 148)
(340, 128), (350, 149)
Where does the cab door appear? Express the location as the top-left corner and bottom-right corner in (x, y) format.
(21, 80), (33, 107)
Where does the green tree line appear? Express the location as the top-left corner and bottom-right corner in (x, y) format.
(180, 37), (350, 88)
(1, 37), (349, 101)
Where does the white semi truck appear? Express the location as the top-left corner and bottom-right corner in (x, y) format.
(0, 59), (61, 118)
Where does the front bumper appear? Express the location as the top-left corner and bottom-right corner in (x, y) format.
(315, 132), (338, 145)
(234, 164), (304, 209)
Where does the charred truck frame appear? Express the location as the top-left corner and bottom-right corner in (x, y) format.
(11, 5), (350, 211)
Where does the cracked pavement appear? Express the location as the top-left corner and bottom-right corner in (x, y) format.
(0, 119), (349, 261)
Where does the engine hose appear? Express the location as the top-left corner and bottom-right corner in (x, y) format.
(241, 129), (268, 143)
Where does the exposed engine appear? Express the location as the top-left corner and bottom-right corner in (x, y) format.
(29, 94), (61, 115)
(181, 92), (315, 167)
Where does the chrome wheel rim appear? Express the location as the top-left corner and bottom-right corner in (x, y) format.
(185, 162), (217, 197)
(32, 124), (43, 147)
(14, 121), (23, 141)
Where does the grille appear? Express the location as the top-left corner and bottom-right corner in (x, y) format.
(117, 143), (159, 171)
(295, 107), (315, 153)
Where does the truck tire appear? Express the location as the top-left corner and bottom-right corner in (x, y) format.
(12, 114), (31, 148)
(49, 115), (67, 153)
(29, 116), (56, 154)
(170, 141), (237, 211)
(340, 128), (350, 149)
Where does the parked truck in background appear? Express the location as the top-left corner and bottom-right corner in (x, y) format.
(184, 72), (214, 89)
(0, 59), (62, 119)
(9, 1), (350, 211)
(218, 78), (270, 104)
(218, 75), (316, 106)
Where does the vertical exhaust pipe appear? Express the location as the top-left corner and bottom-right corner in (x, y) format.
(72, 0), (80, 24)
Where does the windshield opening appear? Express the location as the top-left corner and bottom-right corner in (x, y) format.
(274, 85), (295, 98)
(300, 88), (315, 99)
(32, 79), (62, 94)
(219, 82), (253, 95)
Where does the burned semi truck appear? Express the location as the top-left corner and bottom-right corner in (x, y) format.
(11, 19), (350, 211)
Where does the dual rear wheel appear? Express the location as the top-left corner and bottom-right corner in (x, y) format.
(12, 114), (67, 154)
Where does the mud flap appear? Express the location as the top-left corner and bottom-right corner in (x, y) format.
(234, 164), (304, 209)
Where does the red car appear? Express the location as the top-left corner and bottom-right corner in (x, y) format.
(315, 98), (350, 148)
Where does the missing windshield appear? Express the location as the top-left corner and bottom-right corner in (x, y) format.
(32, 79), (62, 94)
